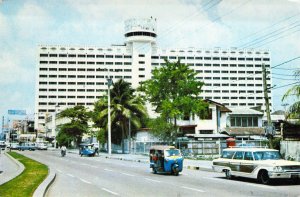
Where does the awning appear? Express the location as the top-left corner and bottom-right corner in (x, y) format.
(222, 127), (264, 136)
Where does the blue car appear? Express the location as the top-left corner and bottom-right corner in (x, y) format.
(17, 143), (37, 151)
(79, 144), (96, 157)
(149, 145), (184, 176)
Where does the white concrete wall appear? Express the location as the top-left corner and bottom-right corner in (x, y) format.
(280, 140), (300, 161)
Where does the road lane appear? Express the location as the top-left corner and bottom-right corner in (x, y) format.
(19, 150), (300, 197)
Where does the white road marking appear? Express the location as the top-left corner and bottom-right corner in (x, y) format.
(145, 178), (161, 183)
(102, 188), (119, 196)
(56, 169), (62, 173)
(67, 173), (75, 178)
(80, 178), (91, 184)
(181, 186), (205, 193)
(104, 168), (114, 172)
(121, 172), (135, 177)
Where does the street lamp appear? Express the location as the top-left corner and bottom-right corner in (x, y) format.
(107, 77), (113, 155)
(54, 104), (60, 148)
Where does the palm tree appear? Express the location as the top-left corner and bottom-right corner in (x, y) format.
(282, 69), (300, 120)
(93, 79), (148, 153)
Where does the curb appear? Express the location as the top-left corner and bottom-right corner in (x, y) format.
(33, 167), (56, 197)
(1, 152), (25, 185)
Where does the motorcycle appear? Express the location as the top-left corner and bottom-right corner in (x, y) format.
(61, 149), (66, 157)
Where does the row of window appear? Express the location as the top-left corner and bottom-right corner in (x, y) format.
(204, 83), (263, 87)
(39, 68), (132, 72)
(153, 63), (270, 68)
(39, 95), (99, 99)
(40, 54), (132, 58)
(151, 56), (270, 61)
(194, 70), (264, 74)
(39, 75), (133, 79)
(200, 77), (263, 80)
(39, 61), (132, 65)
(230, 117), (259, 127)
(40, 46), (268, 55)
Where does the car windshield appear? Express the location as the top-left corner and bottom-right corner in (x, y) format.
(165, 149), (181, 157)
(253, 151), (282, 160)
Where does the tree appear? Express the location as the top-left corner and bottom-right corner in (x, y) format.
(282, 69), (300, 120)
(93, 79), (148, 153)
(140, 59), (208, 138)
(57, 105), (90, 147)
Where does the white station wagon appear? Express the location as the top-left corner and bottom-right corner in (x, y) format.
(212, 147), (300, 184)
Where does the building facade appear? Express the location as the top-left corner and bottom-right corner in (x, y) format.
(35, 17), (272, 131)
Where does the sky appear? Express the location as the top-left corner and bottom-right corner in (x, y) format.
(0, 0), (299, 129)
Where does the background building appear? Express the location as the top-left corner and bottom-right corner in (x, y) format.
(35, 17), (272, 132)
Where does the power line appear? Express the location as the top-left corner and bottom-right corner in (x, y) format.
(272, 77), (298, 81)
(239, 21), (300, 48)
(271, 81), (300, 90)
(272, 73), (298, 77)
(235, 12), (300, 45)
(253, 27), (300, 49)
(271, 56), (300, 68)
(273, 67), (300, 71)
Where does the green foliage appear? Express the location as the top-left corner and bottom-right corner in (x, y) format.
(282, 69), (300, 119)
(0, 152), (48, 197)
(56, 128), (75, 147)
(96, 128), (106, 145)
(139, 59), (207, 139)
(57, 105), (90, 147)
(147, 117), (176, 142)
(92, 79), (148, 152)
(271, 137), (282, 150)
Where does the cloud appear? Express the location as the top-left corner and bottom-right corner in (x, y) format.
(14, 1), (52, 40)
(0, 12), (10, 37)
(0, 51), (34, 85)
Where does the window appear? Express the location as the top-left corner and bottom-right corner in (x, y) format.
(233, 151), (244, 160)
(221, 151), (234, 159)
(244, 152), (253, 160)
(200, 107), (212, 120)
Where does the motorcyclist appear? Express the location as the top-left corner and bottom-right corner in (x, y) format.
(61, 145), (67, 157)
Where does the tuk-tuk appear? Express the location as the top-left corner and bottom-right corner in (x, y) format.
(149, 145), (183, 175)
(79, 143), (96, 157)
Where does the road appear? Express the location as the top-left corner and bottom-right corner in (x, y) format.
(20, 150), (300, 197)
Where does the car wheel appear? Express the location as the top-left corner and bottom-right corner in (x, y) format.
(258, 170), (270, 184)
(225, 170), (232, 179)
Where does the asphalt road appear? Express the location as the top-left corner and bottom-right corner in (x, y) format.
(20, 150), (300, 197)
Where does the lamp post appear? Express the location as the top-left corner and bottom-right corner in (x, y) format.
(107, 77), (113, 155)
(54, 104), (60, 148)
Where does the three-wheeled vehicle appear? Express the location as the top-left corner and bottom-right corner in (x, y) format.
(79, 143), (96, 157)
(149, 145), (183, 176)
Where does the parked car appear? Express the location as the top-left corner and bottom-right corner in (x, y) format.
(37, 143), (48, 150)
(8, 143), (19, 150)
(17, 143), (37, 151)
(212, 147), (300, 184)
(0, 141), (6, 150)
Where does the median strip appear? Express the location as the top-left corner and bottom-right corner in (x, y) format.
(0, 151), (48, 197)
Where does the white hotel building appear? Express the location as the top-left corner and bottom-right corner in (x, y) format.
(35, 17), (272, 133)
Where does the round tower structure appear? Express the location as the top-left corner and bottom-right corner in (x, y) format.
(124, 17), (157, 43)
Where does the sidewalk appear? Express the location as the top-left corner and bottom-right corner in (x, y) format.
(68, 149), (213, 172)
(0, 150), (25, 185)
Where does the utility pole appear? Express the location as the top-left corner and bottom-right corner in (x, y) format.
(262, 63), (273, 148)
